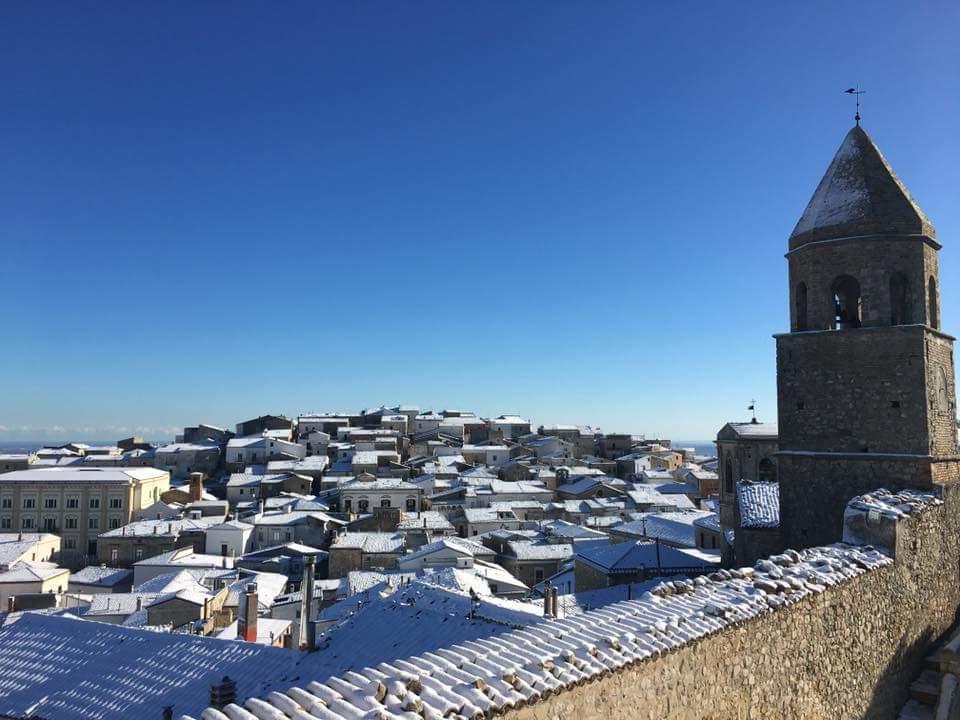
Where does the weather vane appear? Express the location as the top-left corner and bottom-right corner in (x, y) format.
(844, 87), (865, 126)
(748, 399), (757, 423)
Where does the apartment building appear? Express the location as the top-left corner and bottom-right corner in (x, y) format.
(0, 467), (170, 558)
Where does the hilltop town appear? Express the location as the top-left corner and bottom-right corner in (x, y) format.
(0, 122), (957, 720)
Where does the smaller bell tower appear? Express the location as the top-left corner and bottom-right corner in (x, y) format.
(776, 125), (957, 549)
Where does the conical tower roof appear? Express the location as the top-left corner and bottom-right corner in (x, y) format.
(789, 125), (935, 251)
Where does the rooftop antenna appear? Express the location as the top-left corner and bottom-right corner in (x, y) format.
(748, 400), (757, 424)
(844, 88), (865, 126)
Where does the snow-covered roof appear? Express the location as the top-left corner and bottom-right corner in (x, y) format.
(0, 467), (166, 484)
(0, 561), (67, 584)
(68, 565), (132, 587)
(737, 480), (781, 529)
(613, 511), (713, 548)
(693, 513), (722, 533)
(189, 544), (890, 720)
(339, 477), (418, 491)
(0, 533), (58, 570)
(846, 488), (943, 518)
(790, 125), (934, 249)
(722, 421), (778, 440)
(505, 541), (575, 562)
(331, 532), (405, 554)
(0, 613), (303, 719)
(99, 516), (221, 538)
(401, 537), (495, 563)
(395, 511), (454, 531)
(133, 547), (234, 569)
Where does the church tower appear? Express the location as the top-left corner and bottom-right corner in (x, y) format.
(777, 124), (957, 549)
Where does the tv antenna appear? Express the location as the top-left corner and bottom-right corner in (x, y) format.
(844, 88), (865, 126)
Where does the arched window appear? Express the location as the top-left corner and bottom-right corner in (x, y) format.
(724, 454), (734, 494)
(831, 275), (862, 329)
(358, 499), (369, 513)
(929, 276), (939, 330)
(795, 282), (808, 331)
(890, 272), (909, 325)
(380, 498), (391, 508)
(758, 458), (776, 483)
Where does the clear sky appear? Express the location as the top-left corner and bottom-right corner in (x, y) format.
(1, 1), (957, 442)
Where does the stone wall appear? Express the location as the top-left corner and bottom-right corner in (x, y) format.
(786, 236), (936, 331)
(925, 330), (958, 455)
(776, 325), (937, 455)
(506, 485), (960, 720)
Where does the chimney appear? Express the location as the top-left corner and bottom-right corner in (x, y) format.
(258, 499), (265, 517)
(299, 554), (317, 650)
(543, 581), (554, 618)
(551, 586), (561, 619)
(188, 472), (204, 502)
(209, 676), (237, 710)
(136, 597), (143, 612)
(162, 706), (173, 720)
(238, 583), (258, 642)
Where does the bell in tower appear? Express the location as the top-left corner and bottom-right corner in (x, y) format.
(776, 124), (956, 549)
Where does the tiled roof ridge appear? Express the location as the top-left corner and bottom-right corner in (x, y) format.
(183, 542), (892, 720)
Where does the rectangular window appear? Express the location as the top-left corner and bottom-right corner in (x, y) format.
(534, 568), (545, 583)
(109, 498), (122, 509)
(22, 517), (34, 529)
(109, 518), (121, 529)
(135, 546), (144, 561)
(0, 518), (10, 529)
(1, 498), (11, 509)
(43, 517), (57, 532)
(23, 498), (36, 509)
(88, 518), (99, 530)
(44, 498), (57, 509)
(64, 537), (76, 550)
(110, 547), (119, 564)
(65, 517), (78, 529)
(66, 497), (79, 509)
(89, 498), (100, 509)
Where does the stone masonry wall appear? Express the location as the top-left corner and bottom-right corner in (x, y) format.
(776, 325), (934, 455)
(777, 452), (941, 549)
(506, 485), (960, 720)
(787, 237), (934, 332)
(925, 330), (958, 455)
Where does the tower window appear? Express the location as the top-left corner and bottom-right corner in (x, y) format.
(724, 454), (733, 494)
(831, 275), (861, 330)
(929, 276), (939, 330)
(890, 272), (909, 325)
(795, 282), (808, 331)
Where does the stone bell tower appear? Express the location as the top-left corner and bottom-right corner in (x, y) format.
(776, 124), (958, 549)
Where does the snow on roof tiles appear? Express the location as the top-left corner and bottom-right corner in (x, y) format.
(737, 480), (781, 529)
(0, 613), (302, 720)
(331, 532), (405, 554)
(846, 488), (943, 518)
(184, 543), (891, 720)
(68, 565), (132, 587)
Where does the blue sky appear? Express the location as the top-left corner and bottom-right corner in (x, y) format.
(1, 1), (957, 442)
